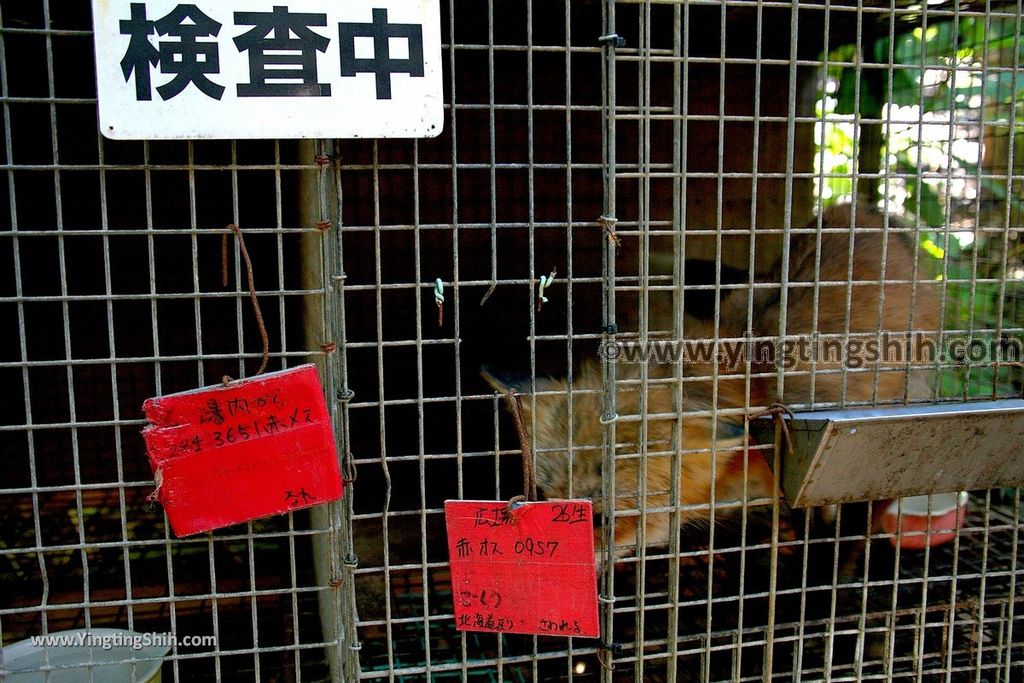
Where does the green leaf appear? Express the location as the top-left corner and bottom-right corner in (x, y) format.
(904, 177), (947, 228)
(834, 68), (859, 115)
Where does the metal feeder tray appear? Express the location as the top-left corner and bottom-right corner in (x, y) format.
(751, 399), (1024, 507)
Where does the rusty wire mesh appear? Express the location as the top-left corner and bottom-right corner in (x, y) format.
(1, 0), (1022, 682)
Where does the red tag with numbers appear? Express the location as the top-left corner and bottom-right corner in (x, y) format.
(445, 500), (600, 638)
(142, 364), (342, 536)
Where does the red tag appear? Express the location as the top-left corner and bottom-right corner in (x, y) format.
(142, 364), (342, 536)
(445, 500), (600, 638)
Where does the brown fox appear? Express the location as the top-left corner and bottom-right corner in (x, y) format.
(484, 362), (774, 556)
(709, 202), (942, 407)
(486, 203), (941, 558)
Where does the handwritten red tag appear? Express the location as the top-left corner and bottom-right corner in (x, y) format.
(142, 364), (342, 536)
(444, 500), (600, 638)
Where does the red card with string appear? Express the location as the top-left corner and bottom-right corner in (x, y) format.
(445, 499), (600, 637)
(142, 364), (342, 536)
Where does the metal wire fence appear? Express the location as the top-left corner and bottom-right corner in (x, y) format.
(1, 0), (1022, 681)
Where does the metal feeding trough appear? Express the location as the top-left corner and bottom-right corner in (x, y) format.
(752, 399), (1024, 507)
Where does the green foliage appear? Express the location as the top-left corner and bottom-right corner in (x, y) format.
(817, 16), (1024, 398)
(835, 17), (1024, 115)
(813, 94), (856, 203)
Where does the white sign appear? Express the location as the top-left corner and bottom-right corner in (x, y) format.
(90, 0), (444, 139)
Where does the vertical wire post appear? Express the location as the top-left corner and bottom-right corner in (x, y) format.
(599, 2), (620, 677)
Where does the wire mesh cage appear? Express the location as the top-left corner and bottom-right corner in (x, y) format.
(1, 0), (1022, 682)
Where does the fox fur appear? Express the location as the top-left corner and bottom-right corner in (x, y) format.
(486, 203), (941, 557)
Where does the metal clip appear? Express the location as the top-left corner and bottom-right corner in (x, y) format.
(434, 278), (445, 327)
(536, 269), (557, 313)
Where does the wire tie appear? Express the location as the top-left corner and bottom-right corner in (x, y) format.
(314, 153), (332, 167)
(343, 553), (359, 569)
(599, 639), (623, 654)
(599, 412), (619, 425)
(342, 455), (358, 484)
(321, 342), (336, 355)
(145, 470), (164, 511)
(315, 220), (332, 232)
(598, 34), (626, 48)
(434, 278), (445, 327)
(597, 215), (620, 250)
(337, 388), (355, 403)
(536, 268), (557, 313)
(506, 494), (527, 513)
(747, 402), (796, 456)
(597, 640), (622, 672)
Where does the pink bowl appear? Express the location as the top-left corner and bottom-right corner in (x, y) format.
(880, 492), (969, 550)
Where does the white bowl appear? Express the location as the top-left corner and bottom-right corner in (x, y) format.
(1, 628), (169, 683)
